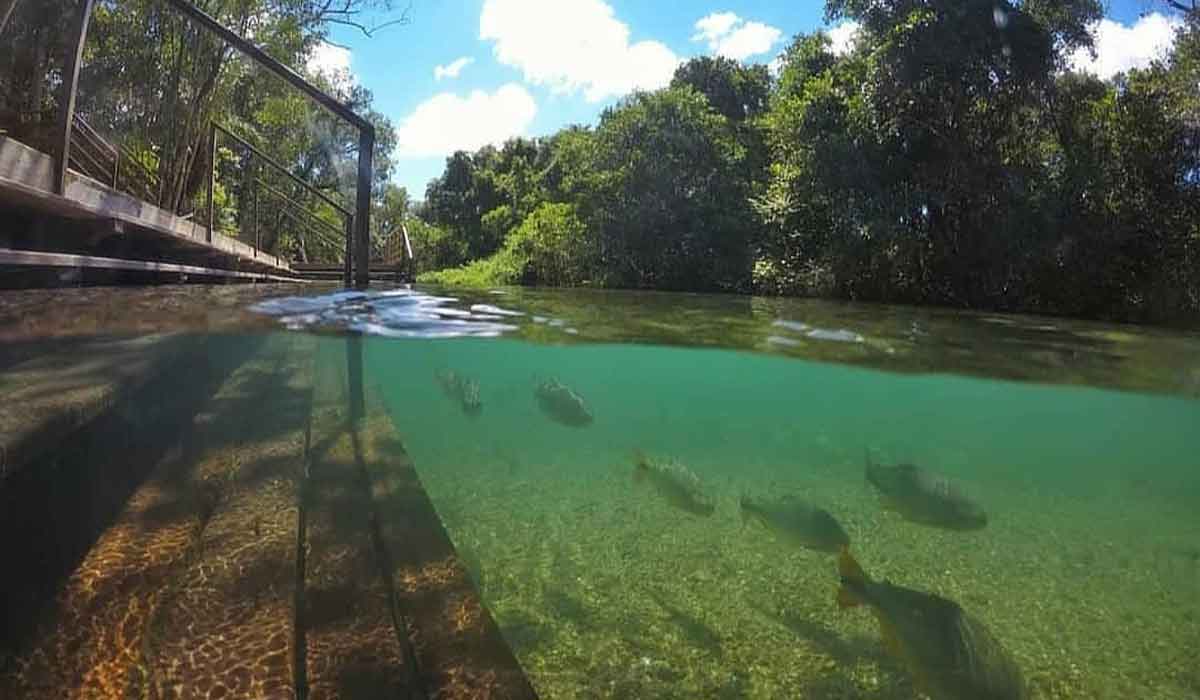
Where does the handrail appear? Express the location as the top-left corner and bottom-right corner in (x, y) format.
(254, 178), (345, 237)
(46, 0), (374, 286)
(213, 122), (352, 218)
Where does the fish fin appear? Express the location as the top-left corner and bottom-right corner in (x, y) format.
(836, 546), (869, 609)
(837, 546), (867, 583)
(836, 585), (862, 609)
(878, 619), (929, 697)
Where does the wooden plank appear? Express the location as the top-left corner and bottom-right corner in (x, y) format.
(301, 340), (423, 700)
(0, 333), (194, 482)
(0, 335), (265, 700)
(143, 335), (315, 699)
(357, 387), (540, 700)
(0, 248), (301, 283)
(0, 137), (292, 274)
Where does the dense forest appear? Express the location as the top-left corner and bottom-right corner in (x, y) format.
(415, 0), (1200, 324)
(0, 0), (410, 263)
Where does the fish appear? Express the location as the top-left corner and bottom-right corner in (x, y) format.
(435, 369), (482, 417)
(534, 378), (593, 427)
(739, 494), (850, 553)
(865, 452), (987, 531)
(836, 547), (1027, 700)
(632, 451), (715, 517)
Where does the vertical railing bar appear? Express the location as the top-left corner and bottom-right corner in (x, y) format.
(253, 176), (259, 259)
(343, 217), (353, 288)
(207, 124), (217, 243)
(354, 128), (374, 289)
(54, 0), (95, 196)
(0, 0), (22, 36)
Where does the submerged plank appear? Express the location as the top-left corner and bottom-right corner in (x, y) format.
(358, 387), (539, 700)
(0, 332), (195, 481)
(301, 340), (420, 699)
(0, 335), (265, 699)
(143, 334), (314, 699)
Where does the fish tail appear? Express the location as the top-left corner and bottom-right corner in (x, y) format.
(738, 494), (752, 525)
(632, 450), (649, 484)
(835, 546), (869, 610)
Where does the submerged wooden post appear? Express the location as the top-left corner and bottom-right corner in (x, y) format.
(53, 0), (95, 195)
(354, 127), (374, 289)
(0, 0), (22, 37)
(346, 335), (365, 424)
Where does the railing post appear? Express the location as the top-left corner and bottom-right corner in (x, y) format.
(354, 126), (374, 289)
(252, 181), (259, 258)
(0, 0), (22, 38)
(207, 124), (217, 243)
(343, 216), (353, 288)
(54, 0), (94, 196)
(346, 335), (365, 424)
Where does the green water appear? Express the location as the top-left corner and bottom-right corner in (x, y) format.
(358, 330), (1200, 699)
(3, 284), (1198, 699)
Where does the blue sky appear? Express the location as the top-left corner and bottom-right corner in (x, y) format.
(308, 1), (1183, 199)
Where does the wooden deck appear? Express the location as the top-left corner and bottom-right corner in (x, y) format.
(293, 262), (407, 283)
(0, 136), (297, 281)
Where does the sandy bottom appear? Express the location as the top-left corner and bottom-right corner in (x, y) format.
(412, 453), (1200, 700)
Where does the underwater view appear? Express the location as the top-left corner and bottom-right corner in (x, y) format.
(1, 284), (1198, 700)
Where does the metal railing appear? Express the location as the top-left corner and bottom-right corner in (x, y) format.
(10, 0), (375, 287)
(207, 121), (354, 275)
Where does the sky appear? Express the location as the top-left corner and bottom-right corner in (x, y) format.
(307, 1), (1188, 199)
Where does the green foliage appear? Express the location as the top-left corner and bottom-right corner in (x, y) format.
(417, 249), (522, 287)
(406, 217), (467, 274)
(587, 86), (761, 291)
(671, 56), (771, 121)
(419, 202), (590, 287)
(414, 0), (1197, 323)
(504, 203), (592, 286)
(1, 0), (401, 265)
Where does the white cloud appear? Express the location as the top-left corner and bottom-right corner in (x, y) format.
(827, 21), (861, 57)
(1069, 14), (1181, 80)
(308, 42), (353, 82)
(395, 84), (538, 159)
(692, 12), (783, 61)
(694, 11), (740, 43)
(434, 57), (475, 81)
(480, 0), (679, 103)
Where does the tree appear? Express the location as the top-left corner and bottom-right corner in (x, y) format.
(589, 86), (758, 291)
(670, 56), (771, 122)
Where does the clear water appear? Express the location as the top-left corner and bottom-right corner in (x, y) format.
(1, 285), (1198, 699)
(362, 333), (1200, 699)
